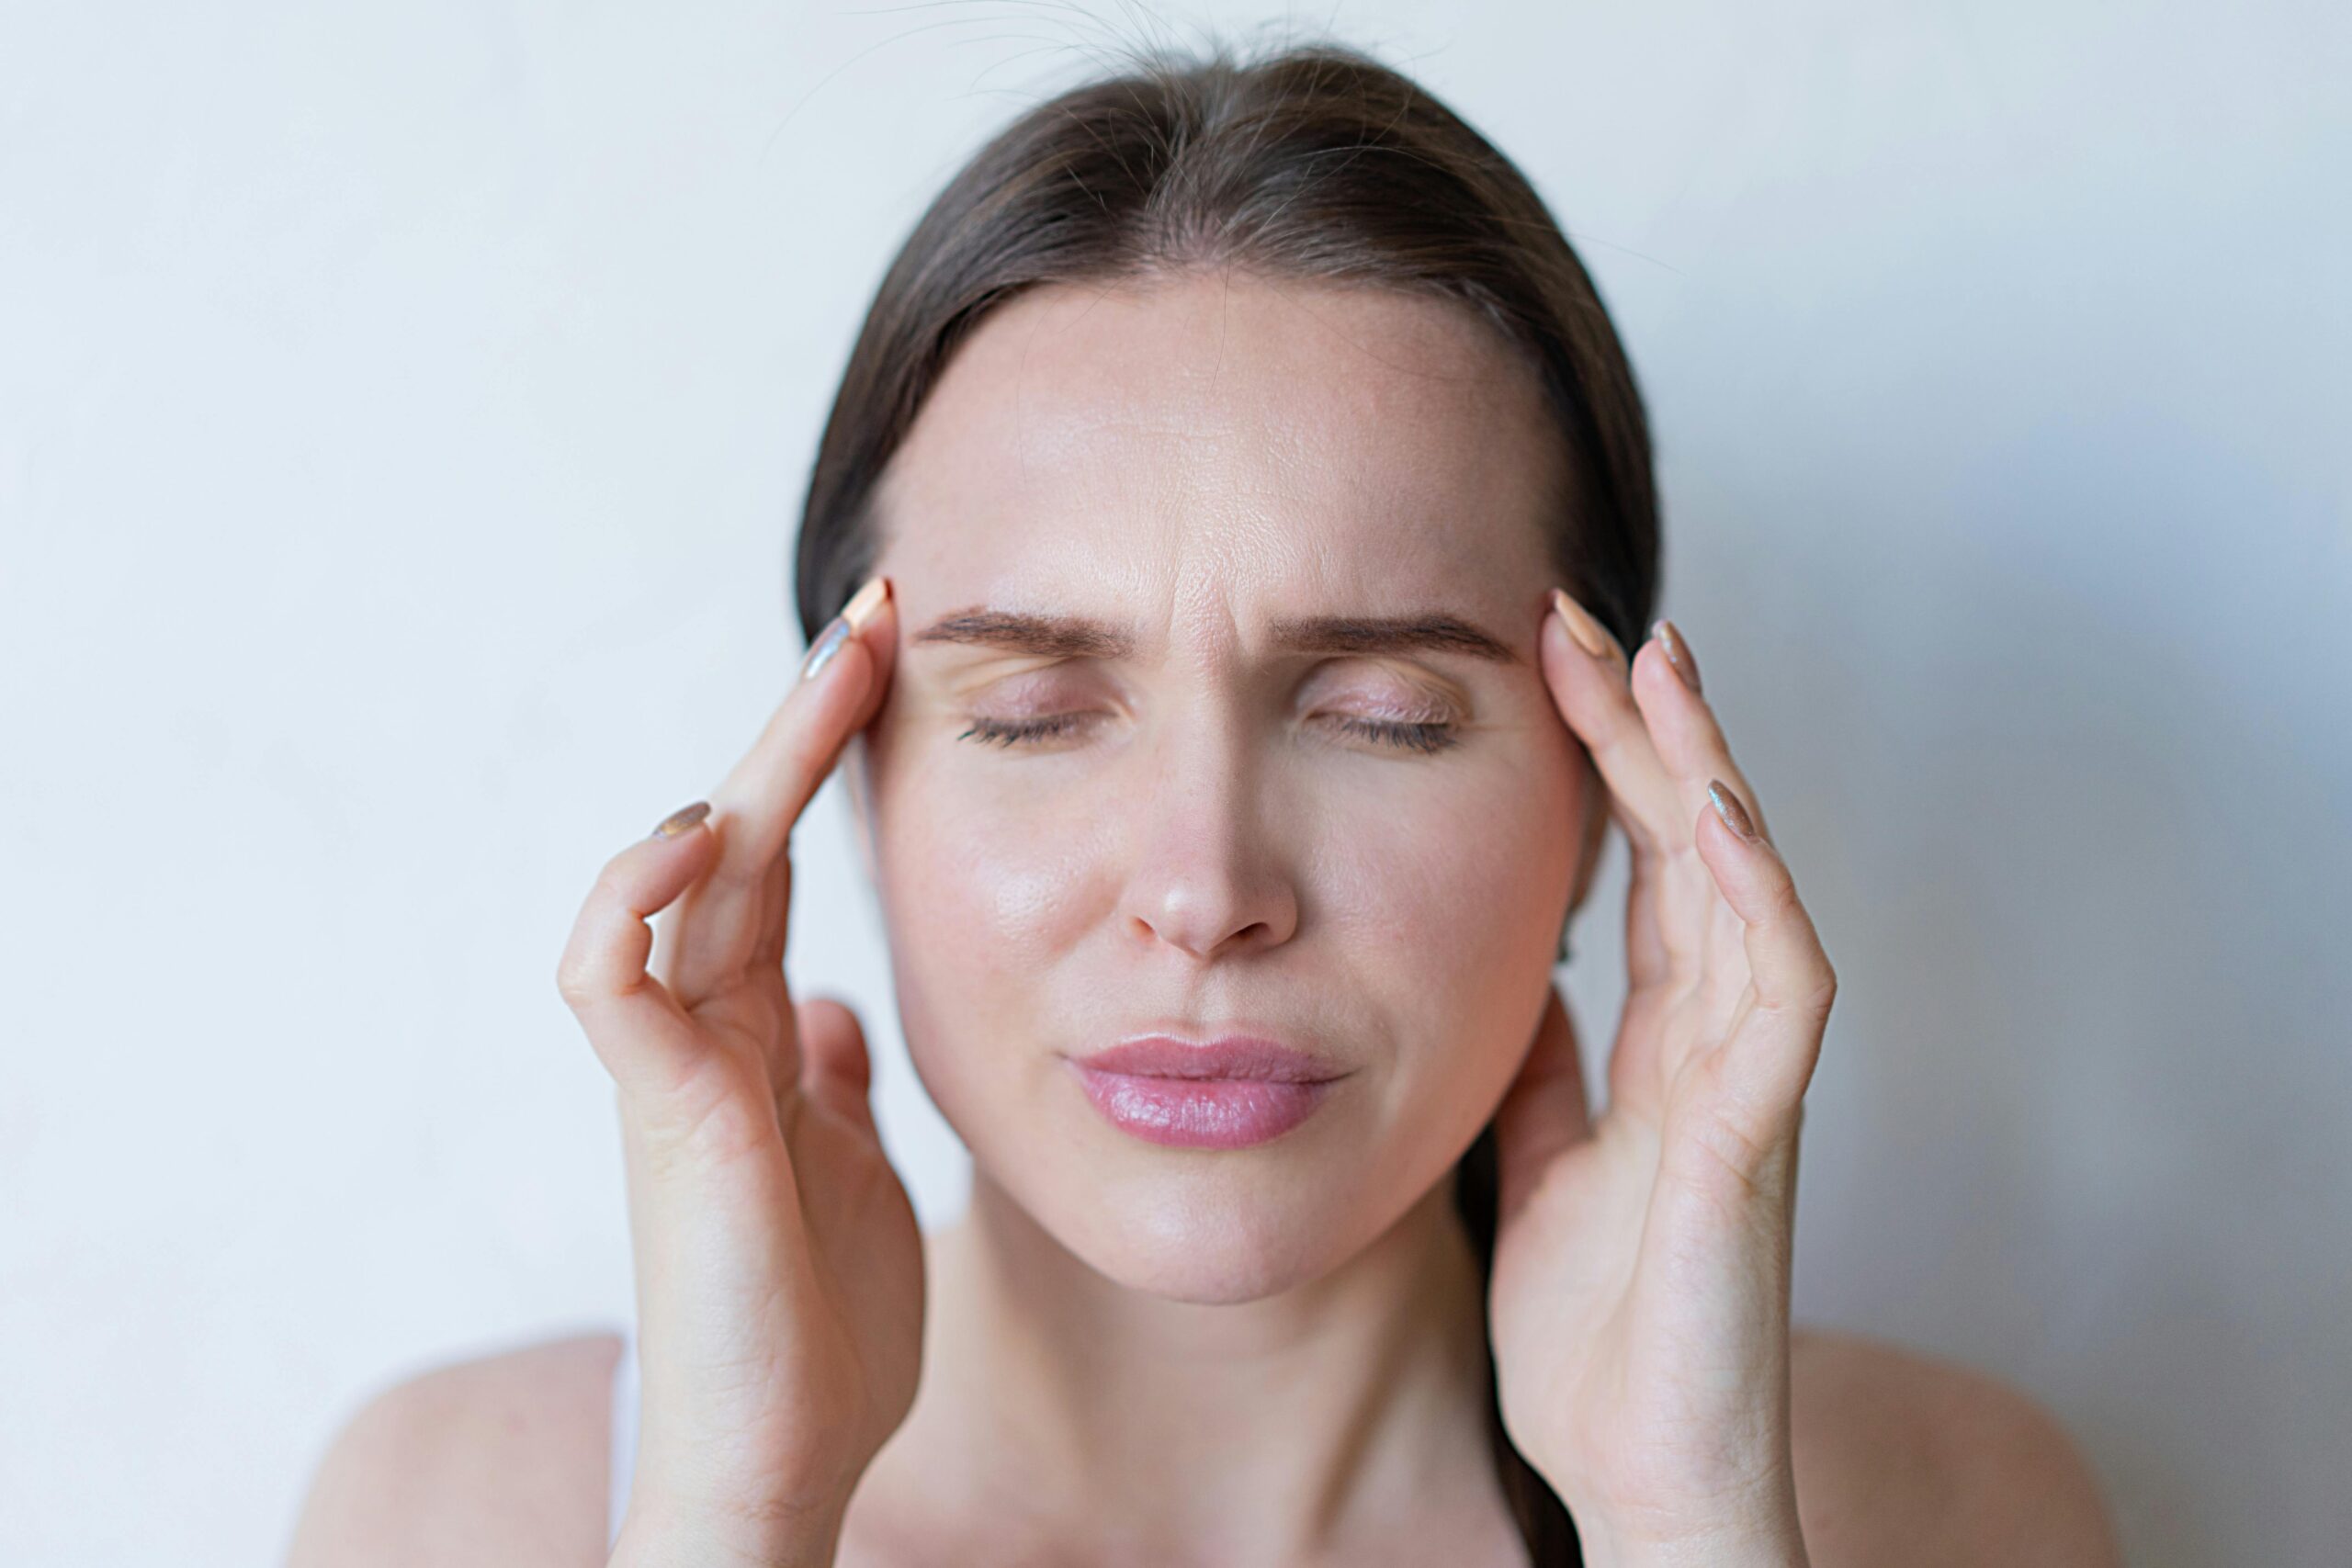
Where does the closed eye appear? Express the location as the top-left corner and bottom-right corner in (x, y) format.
(1332, 715), (1460, 754)
(956, 713), (1461, 754)
(957, 713), (1090, 748)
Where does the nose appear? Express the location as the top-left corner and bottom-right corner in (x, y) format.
(1114, 705), (1300, 963)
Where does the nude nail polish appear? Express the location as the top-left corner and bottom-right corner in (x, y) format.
(1550, 588), (1619, 663)
(841, 573), (888, 630)
(800, 575), (889, 683)
(1706, 779), (1758, 842)
(650, 800), (711, 840)
(1653, 618), (1702, 694)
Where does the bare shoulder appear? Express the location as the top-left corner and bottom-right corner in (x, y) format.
(1788, 1326), (2123, 1568)
(283, 1328), (622, 1568)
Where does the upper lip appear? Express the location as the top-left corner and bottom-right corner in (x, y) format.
(1074, 1033), (1348, 1083)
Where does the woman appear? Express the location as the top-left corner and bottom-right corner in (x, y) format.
(288, 38), (2121, 1567)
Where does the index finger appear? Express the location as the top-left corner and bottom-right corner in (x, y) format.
(1542, 589), (1683, 860)
(1542, 589), (1689, 990)
(661, 574), (897, 1006)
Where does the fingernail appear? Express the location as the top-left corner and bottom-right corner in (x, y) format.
(842, 573), (889, 631)
(1652, 618), (1702, 694)
(798, 615), (850, 682)
(650, 799), (711, 840)
(800, 575), (889, 683)
(1706, 779), (1759, 842)
(1550, 588), (1620, 663)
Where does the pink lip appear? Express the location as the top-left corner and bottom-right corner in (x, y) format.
(1069, 1034), (1347, 1149)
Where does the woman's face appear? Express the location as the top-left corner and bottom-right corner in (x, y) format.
(855, 271), (1590, 1303)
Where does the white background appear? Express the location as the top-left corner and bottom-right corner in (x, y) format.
(3, 3), (2345, 1563)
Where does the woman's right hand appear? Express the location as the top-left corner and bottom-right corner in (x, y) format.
(556, 575), (919, 1568)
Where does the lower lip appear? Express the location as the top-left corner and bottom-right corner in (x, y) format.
(1069, 1064), (1339, 1149)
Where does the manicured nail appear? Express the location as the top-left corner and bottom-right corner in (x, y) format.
(1652, 618), (1702, 694)
(1550, 588), (1620, 663)
(650, 799), (711, 840)
(1706, 779), (1759, 842)
(798, 615), (851, 683)
(800, 575), (889, 683)
(841, 573), (889, 631)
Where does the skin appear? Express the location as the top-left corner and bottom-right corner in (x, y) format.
(287, 272), (2126, 1568)
(838, 274), (1583, 1565)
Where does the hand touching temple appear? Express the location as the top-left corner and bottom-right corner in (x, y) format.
(289, 39), (2121, 1568)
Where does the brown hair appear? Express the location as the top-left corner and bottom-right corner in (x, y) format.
(793, 33), (1659, 1564)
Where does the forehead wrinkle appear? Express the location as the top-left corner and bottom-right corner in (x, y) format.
(1148, 491), (1248, 672)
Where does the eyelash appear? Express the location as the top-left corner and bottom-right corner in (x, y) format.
(956, 714), (1461, 754)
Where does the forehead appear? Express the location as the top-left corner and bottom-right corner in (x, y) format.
(871, 271), (1560, 614)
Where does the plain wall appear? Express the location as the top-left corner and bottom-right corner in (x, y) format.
(2, 2), (2345, 1562)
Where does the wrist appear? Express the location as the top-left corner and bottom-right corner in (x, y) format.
(1570, 1506), (1807, 1568)
(1531, 1420), (1810, 1568)
(608, 1491), (845, 1568)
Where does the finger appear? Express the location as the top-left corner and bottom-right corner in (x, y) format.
(664, 576), (896, 1007)
(1616, 810), (1674, 994)
(1491, 985), (1591, 1225)
(1628, 619), (1771, 846)
(1543, 590), (1685, 862)
(1694, 780), (1836, 1116)
(1623, 620), (1779, 991)
(795, 995), (879, 1140)
(555, 809), (726, 1101)
(1544, 593), (1691, 989)
(750, 592), (899, 975)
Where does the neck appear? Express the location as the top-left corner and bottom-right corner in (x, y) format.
(874, 1163), (1512, 1567)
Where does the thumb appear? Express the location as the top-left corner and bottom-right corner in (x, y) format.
(1491, 984), (1591, 1224)
(796, 995), (879, 1138)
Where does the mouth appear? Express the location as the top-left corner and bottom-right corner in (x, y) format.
(1067, 1033), (1349, 1149)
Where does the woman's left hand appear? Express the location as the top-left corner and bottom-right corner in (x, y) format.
(1487, 593), (1838, 1568)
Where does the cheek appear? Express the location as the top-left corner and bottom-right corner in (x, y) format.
(868, 757), (1105, 1029)
(1306, 739), (1580, 1156)
(1317, 750), (1577, 982)
(884, 786), (1090, 943)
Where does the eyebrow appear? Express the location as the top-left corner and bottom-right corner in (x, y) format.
(910, 606), (1521, 664)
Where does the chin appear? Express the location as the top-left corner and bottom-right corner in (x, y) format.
(1100, 1193), (1345, 1303)
(1029, 1136), (1408, 1304)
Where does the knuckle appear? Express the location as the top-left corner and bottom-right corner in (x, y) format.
(554, 916), (612, 1010)
(553, 955), (603, 1010)
(555, 865), (652, 1009)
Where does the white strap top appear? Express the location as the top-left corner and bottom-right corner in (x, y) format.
(607, 1328), (639, 1551)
